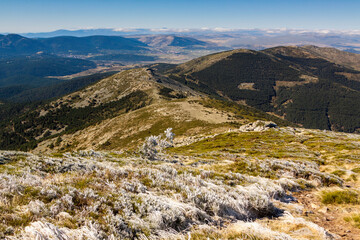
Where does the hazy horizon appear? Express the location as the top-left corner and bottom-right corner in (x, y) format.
(1, 0), (359, 33)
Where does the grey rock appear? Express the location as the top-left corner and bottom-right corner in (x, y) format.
(238, 120), (278, 132)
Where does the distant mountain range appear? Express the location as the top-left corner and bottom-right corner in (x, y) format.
(0, 33), (219, 59)
(0, 34), (45, 56)
(7, 28), (360, 53)
(13, 27), (360, 38)
(0, 33), (220, 98)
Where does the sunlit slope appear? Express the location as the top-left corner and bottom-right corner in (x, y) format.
(167, 46), (360, 132)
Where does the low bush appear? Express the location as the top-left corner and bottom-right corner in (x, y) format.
(344, 214), (360, 228)
(321, 190), (359, 204)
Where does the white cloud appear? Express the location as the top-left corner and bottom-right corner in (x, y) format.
(113, 28), (139, 32)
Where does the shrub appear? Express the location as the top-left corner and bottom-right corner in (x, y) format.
(140, 128), (175, 160)
(344, 214), (360, 228)
(321, 190), (359, 204)
(331, 170), (346, 177)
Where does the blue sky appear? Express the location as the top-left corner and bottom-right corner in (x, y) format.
(1, 0), (359, 33)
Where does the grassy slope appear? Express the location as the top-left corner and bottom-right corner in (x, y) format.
(168, 126), (360, 238)
(35, 96), (292, 154)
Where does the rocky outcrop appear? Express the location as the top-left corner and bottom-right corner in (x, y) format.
(239, 120), (278, 132)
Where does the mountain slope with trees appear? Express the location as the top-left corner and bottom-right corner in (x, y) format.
(0, 67), (291, 152)
(167, 46), (360, 132)
(0, 34), (149, 57)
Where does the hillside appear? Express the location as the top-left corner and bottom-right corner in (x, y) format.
(0, 54), (96, 89)
(0, 34), (45, 58)
(38, 35), (148, 54)
(3, 71), (118, 103)
(167, 46), (360, 133)
(88, 53), (157, 62)
(136, 35), (210, 49)
(302, 45), (360, 71)
(0, 34), (149, 57)
(0, 66), (291, 152)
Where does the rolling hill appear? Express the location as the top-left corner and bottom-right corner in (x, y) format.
(0, 34), (149, 57)
(2, 71), (118, 103)
(38, 35), (148, 54)
(0, 66), (291, 152)
(0, 54), (96, 89)
(136, 35), (211, 49)
(167, 46), (360, 133)
(0, 34), (45, 57)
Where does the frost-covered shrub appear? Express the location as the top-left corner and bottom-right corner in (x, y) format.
(140, 135), (159, 160)
(140, 128), (175, 160)
(263, 159), (343, 186)
(0, 145), (340, 239)
(11, 221), (105, 240)
(136, 193), (209, 231)
(159, 128), (175, 149)
(40, 186), (60, 201)
(77, 149), (104, 157)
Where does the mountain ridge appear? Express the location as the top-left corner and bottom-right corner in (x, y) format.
(0, 66), (292, 152)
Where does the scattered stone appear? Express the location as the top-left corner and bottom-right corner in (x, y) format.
(4, 227), (14, 235)
(310, 203), (319, 209)
(318, 207), (329, 214)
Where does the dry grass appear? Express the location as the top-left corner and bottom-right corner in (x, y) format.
(2, 123), (360, 239)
